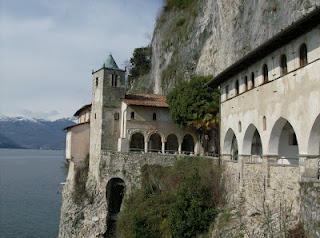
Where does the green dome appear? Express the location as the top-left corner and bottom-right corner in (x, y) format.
(103, 54), (119, 69)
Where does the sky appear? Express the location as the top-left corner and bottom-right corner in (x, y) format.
(0, 0), (163, 120)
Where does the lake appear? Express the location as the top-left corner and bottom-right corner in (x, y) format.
(0, 149), (66, 238)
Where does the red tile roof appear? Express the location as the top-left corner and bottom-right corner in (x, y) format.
(124, 94), (168, 108)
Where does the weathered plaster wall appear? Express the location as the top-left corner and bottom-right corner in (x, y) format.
(220, 27), (320, 157)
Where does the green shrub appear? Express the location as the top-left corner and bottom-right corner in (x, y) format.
(165, 0), (196, 10)
(116, 158), (224, 237)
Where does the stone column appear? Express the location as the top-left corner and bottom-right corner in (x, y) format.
(144, 137), (148, 153)
(178, 144), (182, 154)
(161, 140), (166, 154)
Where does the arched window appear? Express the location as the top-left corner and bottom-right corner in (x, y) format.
(299, 43), (308, 67)
(152, 113), (157, 121)
(130, 112), (135, 120)
(262, 64), (268, 83)
(95, 77), (99, 87)
(148, 133), (162, 153)
(235, 80), (239, 95)
(280, 54), (288, 75)
(181, 134), (195, 154)
(251, 72), (255, 88)
(238, 121), (242, 133)
(244, 76), (248, 91)
(130, 133), (144, 152)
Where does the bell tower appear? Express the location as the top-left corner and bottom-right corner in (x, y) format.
(89, 54), (126, 177)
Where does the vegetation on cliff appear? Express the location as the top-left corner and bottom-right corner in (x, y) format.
(167, 76), (220, 151)
(116, 158), (225, 238)
(128, 47), (152, 92)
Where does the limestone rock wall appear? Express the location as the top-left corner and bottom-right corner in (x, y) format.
(151, 0), (320, 94)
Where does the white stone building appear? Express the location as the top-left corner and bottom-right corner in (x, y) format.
(65, 54), (202, 166)
(208, 8), (320, 178)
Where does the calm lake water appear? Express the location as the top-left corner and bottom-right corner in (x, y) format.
(0, 149), (66, 238)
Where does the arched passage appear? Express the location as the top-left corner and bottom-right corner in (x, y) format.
(165, 134), (179, 153)
(181, 134), (195, 154)
(129, 133), (144, 152)
(105, 178), (125, 237)
(242, 124), (262, 156)
(307, 114), (320, 155)
(223, 129), (238, 160)
(148, 133), (162, 152)
(268, 118), (299, 159)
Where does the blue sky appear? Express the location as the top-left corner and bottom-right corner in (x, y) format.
(0, 0), (163, 119)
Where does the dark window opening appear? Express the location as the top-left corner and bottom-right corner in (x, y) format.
(130, 112), (135, 120)
(235, 80), (239, 95)
(299, 43), (308, 67)
(280, 54), (288, 75)
(262, 64), (268, 83)
(94, 113), (96, 119)
(251, 72), (255, 88)
(181, 134), (194, 154)
(130, 133), (144, 152)
(165, 134), (179, 154)
(95, 77), (99, 87)
(152, 113), (157, 121)
(111, 74), (117, 87)
(289, 132), (298, 146)
(225, 85), (229, 99)
(114, 112), (119, 120)
(244, 76), (248, 91)
(148, 133), (162, 153)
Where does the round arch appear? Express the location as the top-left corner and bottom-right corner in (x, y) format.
(165, 134), (179, 153)
(129, 132), (145, 152)
(242, 124), (263, 156)
(307, 114), (320, 155)
(268, 117), (299, 158)
(223, 128), (238, 160)
(181, 134), (195, 154)
(105, 177), (125, 237)
(148, 133), (162, 152)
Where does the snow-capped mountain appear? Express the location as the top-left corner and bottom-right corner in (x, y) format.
(0, 115), (75, 149)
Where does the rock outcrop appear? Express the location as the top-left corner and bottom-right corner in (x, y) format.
(151, 0), (319, 94)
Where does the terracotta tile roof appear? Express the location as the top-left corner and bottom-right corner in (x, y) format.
(74, 104), (92, 117)
(124, 94), (168, 108)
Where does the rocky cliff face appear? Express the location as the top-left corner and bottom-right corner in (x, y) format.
(151, 0), (319, 94)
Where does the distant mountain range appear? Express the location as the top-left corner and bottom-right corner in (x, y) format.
(0, 115), (75, 150)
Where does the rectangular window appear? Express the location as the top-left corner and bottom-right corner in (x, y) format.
(225, 85), (229, 99)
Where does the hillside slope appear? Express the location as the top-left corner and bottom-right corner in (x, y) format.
(0, 116), (74, 149)
(151, 0), (320, 94)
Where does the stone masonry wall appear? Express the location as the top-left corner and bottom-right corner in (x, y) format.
(59, 152), (179, 238)
(300, 181), (320, 238)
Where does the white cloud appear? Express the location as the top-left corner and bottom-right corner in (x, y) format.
(0, 0), (163, 118)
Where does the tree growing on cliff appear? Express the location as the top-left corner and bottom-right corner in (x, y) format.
(128, 47), (152, 83)
(166, 75), (220, 153)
